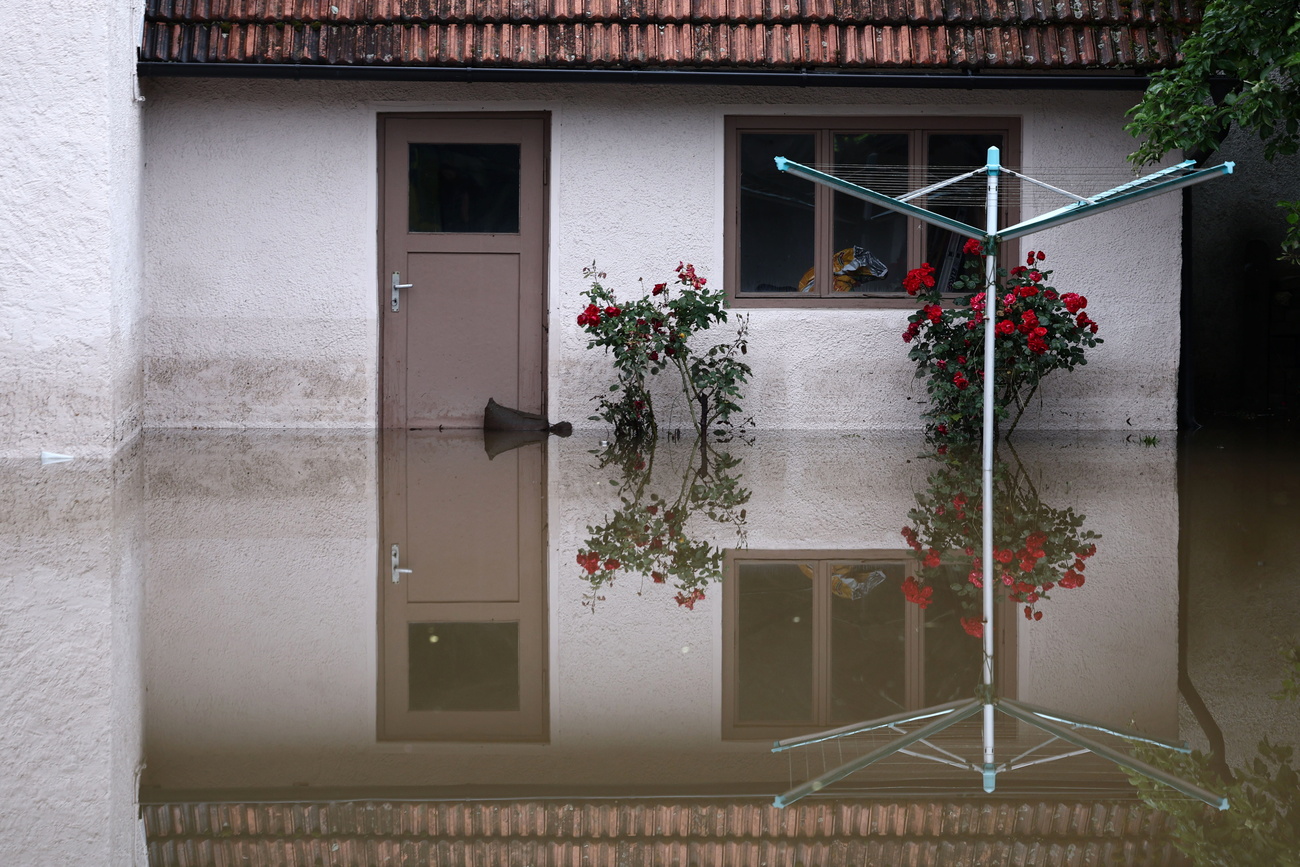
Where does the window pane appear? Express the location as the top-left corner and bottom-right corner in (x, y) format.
(408, 622), (519, 711)
(922, 565), (984, 705)
(925, 133), (1005, 292)
(739, 133), (816, 294)
(408, 143), (520, 233)
(736, 562), (814, 723)
(829, 562), (907, 724)
(832, 134), (909, 294)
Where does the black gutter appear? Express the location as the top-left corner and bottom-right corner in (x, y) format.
(137, 61), (1154, 90)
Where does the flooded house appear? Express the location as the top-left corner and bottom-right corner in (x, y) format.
(3, 2), (1298, 865)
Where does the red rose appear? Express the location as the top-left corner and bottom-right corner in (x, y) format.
(924, 549), (941, 568)
(903, 263), (937, 296)
(901, 576), (934, 609)
(963, 238), (984, 256)
(652, 283), (667, 296)
(675, 588), (706, 609)
(1036, 251), (1046, 261)
(604, 558), (620, 570)
(995, 549), (1013, 564)
(961, 616), (984, 638)
(996, 319), (1014, 336)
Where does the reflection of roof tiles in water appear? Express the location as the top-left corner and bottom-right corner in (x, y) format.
(142, 798), (1189, 866)
(139, 0), (1199, 71)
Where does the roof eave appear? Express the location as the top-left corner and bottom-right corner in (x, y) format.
(135, 61), (1155, 90)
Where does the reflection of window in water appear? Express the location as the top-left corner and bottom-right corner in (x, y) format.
(723, 552), (1013, 740)
(407, 622), (520, 712)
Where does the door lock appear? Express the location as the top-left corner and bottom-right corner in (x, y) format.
(390, 543), (413, 584)
(391, 272), (413, 313)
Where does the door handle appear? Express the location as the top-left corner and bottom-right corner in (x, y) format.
(390, 543), (413, 584)
(391, 272), (413, 313)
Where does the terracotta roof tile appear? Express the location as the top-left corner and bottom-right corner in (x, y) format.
(140, 0), (1202, 70)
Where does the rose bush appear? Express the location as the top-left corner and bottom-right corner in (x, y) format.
(903, 243), (1102, 442)
(579, 263), (750, 442)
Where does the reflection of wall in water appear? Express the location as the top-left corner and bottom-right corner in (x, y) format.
(141, 431), (1178, 791)
(1179, 427), (1300, 768)
(0, 447), (146, 864)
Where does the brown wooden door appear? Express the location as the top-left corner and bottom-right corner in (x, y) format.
(381, 115), (547, 429)
(380, 430), (548, 741)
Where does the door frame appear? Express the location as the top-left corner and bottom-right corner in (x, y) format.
(376, 111), (551, 429)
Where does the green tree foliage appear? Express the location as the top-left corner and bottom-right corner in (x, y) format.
(1128, 642), (1300, 866)
(1126, 0), (1300, 259)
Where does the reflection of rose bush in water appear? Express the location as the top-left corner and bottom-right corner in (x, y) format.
(576, 439), (749, 612)
(900, 445), (1100, 635)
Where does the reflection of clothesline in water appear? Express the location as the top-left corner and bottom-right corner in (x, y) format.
(779, 716), (1161, 793)
(773, 697), (1227, 807)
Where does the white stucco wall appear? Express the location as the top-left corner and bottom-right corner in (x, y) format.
(0, 1), (145, 460)
(140, 429), (1176, 792)
(140, 79), (1181, 432)
(0, 2), (148, 863)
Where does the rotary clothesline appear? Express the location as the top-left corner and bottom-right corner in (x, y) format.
(802, 163), (1211, 210)
(777, 156), (1231, 242)
(767, 148), (1234, 810)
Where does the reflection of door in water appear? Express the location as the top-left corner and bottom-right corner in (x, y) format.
(379, 430), (547, 741)
(381, 115), (547, 429)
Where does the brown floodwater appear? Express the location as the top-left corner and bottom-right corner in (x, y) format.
(3, 422), (1297, 864)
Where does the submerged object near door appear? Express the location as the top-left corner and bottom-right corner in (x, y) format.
(484, 398), (572, 436)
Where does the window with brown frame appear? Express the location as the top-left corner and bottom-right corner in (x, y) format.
(724, 117), (1020, 308)
(721, 550), (1017, 741)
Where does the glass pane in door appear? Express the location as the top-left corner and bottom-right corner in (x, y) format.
(408, 143), (521, 233)
(408, 621), (520, 711)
